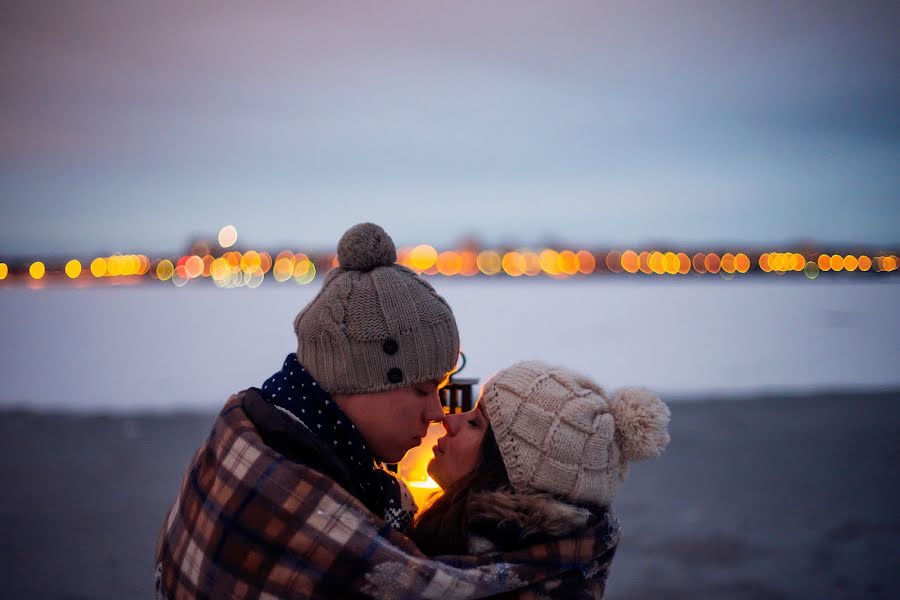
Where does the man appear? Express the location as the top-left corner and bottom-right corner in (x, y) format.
(156, 223), (614, 599)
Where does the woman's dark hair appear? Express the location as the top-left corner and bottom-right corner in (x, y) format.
(410, 420), (510, 555)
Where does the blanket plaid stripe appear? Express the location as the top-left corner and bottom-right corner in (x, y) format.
(156, 393), (619, 599)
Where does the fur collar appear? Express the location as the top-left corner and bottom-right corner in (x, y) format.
(468, 488), (598, 539)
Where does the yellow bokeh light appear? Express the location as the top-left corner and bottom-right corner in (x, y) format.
(241, 250), (261, 271)
(648, 251), (665, 275)
(817, 254), (831, 272)
(218, 225), (238, 248)
(210, 257), (232, 282)
(409, 245), (438, 272)
(539, 249), (560, 275)
(576, 251), (595, 274)
(90, 258), (107, 277)
(65, 259), (82, 279)
(791, 253), (804, 271)
(294, 260), (317, 285)
(29, 261), (45, 280)
(720, 253), (735, 274)
(663, 252), (679, 275)
(476, 251), (501, 275)
(436, 251), (462, 276)
(156, 259), (175, 281)
(830, 254), (844, 271)
(107, 256), (123, 277)
(843, 255), (858, 272)
(0, 263), (7, 280)
(734, 253), (750, 274)
(857, 255), (872, 272)
(501, 252), (525, 277)
(620, 250), (639, 274)
(557, 250), (578, 275)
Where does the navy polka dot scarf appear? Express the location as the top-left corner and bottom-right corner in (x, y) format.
(261, 354), (413, 531)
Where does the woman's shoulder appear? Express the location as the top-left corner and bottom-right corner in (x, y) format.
(467, 488), (612, 552)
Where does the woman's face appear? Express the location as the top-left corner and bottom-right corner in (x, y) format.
(427, 404), (488, 489)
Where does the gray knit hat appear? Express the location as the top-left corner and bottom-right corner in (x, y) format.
(294, 223), (460, 395)
(479, 361), (670, 507)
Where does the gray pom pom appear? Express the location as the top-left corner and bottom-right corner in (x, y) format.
(337, 223), (397, 272)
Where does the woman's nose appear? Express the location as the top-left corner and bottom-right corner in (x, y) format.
(442, 413), (461, 435)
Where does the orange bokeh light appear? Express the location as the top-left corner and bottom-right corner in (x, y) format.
(620, 250), (639, 274)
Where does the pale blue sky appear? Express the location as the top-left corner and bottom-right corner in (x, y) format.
(1, 1), (898, 256)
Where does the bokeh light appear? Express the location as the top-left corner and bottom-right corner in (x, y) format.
(721, 253), (735, 274)
(677, 253), (691, 275)
(817, 254), (831, 272)
(620, 250), (639, 274)
(830, 254), (844, 271)
(648, 251), (664, 275)
(605, 251), (622, 273)
(436, 251), (462, 276)
(409, 245), (438, 272)
(539, 249), (560, 275)
(804, 261), (820, 280)
(692, 253), (707, 274)
(294, 258), (317, 285)
(65, 260), (82, 279)
(576, 250), (595, 274)
(184, 255), (204, 278)
(91, 258), (107, 277)
(734, 253), (750, 274)
(638, 251), (652, 275)
(0, 263), (7, 280)
(218, 225), (238, 248)
(705, 253), (721, 274)
(501, 252), (525, 277)
(759, 253), (771, 272)
(476, 251), (501, 275)
(156, 259), (175, 281)
(29, 261), (45, 280)
(521, 251), (541, 276)
(557, 250), (578, 276)
(663, 252), (679, 275)
(857, 255), (872, 271)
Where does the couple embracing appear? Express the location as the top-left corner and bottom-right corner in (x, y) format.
(156, 223), (670, 599)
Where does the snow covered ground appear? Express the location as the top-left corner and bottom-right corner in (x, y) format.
(1, 278), (897, 412)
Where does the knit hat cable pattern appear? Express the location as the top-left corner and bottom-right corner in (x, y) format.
(294, 223), (460, 395)
(480, 361), (670, 508)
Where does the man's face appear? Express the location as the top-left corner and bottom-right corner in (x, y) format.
(335, 380), (445, 464)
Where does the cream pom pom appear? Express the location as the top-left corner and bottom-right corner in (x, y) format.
(608, 387), (671, 461)
(337, 223), (397, 272)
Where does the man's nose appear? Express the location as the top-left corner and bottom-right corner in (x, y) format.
(425, 393), (445, 424)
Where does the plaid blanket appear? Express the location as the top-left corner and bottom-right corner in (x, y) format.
(156, 391), (620, 599)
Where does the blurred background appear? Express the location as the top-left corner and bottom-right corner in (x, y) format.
(1, 1), (898, 598)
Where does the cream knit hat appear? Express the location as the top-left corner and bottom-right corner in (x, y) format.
(294, 223), (460, 395)
(479, 361), (670, 507)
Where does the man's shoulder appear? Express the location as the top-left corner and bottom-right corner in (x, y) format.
(231, 388), (362, 497)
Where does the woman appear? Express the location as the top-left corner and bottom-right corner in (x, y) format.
(411, 360), (670, 598)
